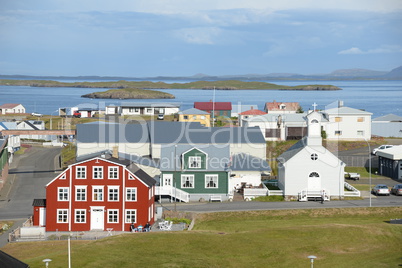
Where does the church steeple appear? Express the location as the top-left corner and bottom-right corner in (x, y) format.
(306, 111), (322, 146)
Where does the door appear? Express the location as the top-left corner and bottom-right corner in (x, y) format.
(39, 208), (46, 227)
(308, 172), (321, 191)
(90, 207), (104, 230)
(163, 174), (173, 187)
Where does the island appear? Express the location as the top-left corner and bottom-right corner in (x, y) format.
(81, 88), (175, 99)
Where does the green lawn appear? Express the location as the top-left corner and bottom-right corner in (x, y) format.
(2, 207), (402, 267)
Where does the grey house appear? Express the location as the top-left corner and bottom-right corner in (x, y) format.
(372, 114), (402, 138)
(377, 146), (402, 180)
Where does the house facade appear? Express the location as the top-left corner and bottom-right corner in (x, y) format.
(106, 102), (180, 116)
(0, 103), (26, 115)
(34, 156), (156, 231)
(231, 104), (258, 118)
(377, 146), (402, 180)
(177, 108), (211, 127)
(277, 112), (345, 201)
(238, 108), (266, 127)
(194, 101), (232, 117)
(372, 114), (402, 138)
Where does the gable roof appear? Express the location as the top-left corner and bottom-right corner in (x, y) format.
(178, 108), (209, 115)
(229, 153), (271, 172)
(232, 104), (258, 114)
(120, 102), (180, 108)
(372, 114), (402, 122)
(277, 137), (307, 163)
(324, 106), (372, 115)
(264, 101), (299, 112)
(0, 103), (21, 109)
(238, 109), (267, 116)
(32, 198), (46, 207)
(0, 250), (29, 268)
(194, 102), (232, 111)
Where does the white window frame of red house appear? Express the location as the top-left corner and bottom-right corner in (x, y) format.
(57, 209), (69, 223)
(74, 209), (86, 223)
(76, 166), (86, 179)
(108, 186), (119, 201)
(107, 209), (119, 223)
(126, 188), (137, 201)
(129, 174), (135, 180)
(58, 187), (69, 201)
(93, 166), (103, 179)
(108, 166), (119, 179)
(125, 209), (137, 223)
(92, 186), (104, 201)
(75, 186), (87, 201)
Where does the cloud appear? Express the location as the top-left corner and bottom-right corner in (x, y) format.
(338, 45), (402, 55)
(173, 27), (222, 44)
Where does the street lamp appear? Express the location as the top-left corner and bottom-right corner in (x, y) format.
(307, 255), (317, 268)
(43, 258), (52, 268)
(361, 136), (372, 207)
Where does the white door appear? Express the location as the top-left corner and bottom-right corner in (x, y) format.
(308, 172), (321, 190)
(39, 208), (46, 227)
(163, 174), (173, 187)
(90, 207), (104, 230)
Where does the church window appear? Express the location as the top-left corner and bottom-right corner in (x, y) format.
(311, 119), (318, 124)
(309, 172), (320, 177)
(311, 153), (318, 160)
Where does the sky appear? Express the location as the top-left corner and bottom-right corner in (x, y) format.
(1, 0), (402, 77)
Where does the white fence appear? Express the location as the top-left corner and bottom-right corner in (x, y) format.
(155, 186), (190, 203)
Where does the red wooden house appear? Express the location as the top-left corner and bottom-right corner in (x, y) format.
(33, 156), (156, 232)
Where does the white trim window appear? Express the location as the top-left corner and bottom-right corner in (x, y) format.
(93, 166), (103, 179)
(129, 174), (135, 180)
(109, 166), (119, 179)
(108, 186), (119, 201)
(57, 209), (68, 223)
(125, 209), (136, 223)
(75, 186), (87, 201)
(75, 209), (86, 223)
(188, 156), (201, 168)
(76, 166), (86, 179)
(107, 209), (119, 223)
(58, 187), (69, 201)
(181, 174), (194, 188)
(93, 186), (104, 201)
(60, 174), (66, 180)
(126, 188), (137, 201)
(205, 174), (218, 188)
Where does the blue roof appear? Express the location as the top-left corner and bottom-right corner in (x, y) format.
(178, 108), (209, 115)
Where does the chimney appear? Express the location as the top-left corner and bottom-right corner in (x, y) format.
(338, 100), (343, 108)
(112, 146), (119, 158)
(251, 106), (254, 110)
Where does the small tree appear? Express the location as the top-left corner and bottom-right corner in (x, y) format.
(296, 106), (304, 113)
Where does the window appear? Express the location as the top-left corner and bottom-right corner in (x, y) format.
(357, 130), (364, 136)
(146, 108), (152, 113)
(311, 153), (318, 161)
(335, 117), (342, 122)
(109, 167), (119, 179)
(134, 108), (139, 113)
(357, 117), (365, 122)
(57, 209), (68, 223)
(108, 210), (119, 223)
(58, 187), (69, 201)
(205, 175), (218, 188)
(129, 174), (135, 180)
(188, 156), (201, 168)
(335, 130), (342, 136)
(108, 186), (119, 201)
(93, 186), (104, 201)
(280, 104), (286, 110)
(129, 108), (135, 113)
(76, 166), (86, 179)
(193, 115), (197, 119)
(126, 188), (137, 201)
(75, 186), (87, 201)
(60, 174), (66, 180)
(183, 115), (188, 120)
(181, 175), (194, 188)
(125, 210), (136, 223)
(200, 116), (206, 120)
(75, 209), (86, 223)
(309, 172), (320, 177)
(93, 166), (103, 179)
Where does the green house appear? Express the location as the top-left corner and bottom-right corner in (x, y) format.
(0, 138), (9, 181)
(160, 145), (230, 202)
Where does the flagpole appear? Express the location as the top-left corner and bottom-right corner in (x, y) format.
(212, 86), (216, 127)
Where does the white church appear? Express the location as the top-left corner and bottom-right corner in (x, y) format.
(277, 111), (345, 201)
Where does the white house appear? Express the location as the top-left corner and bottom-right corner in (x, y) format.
(231, 104), (258, 118)
(372, 114), (402, 138)
(106, 102), (180, 116)
(277, 111), (345, 201)
(324, 106), (372, 140)
(0, 103), (26, 115)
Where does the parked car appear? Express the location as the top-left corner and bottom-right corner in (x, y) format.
(73, 111), (81, 118)
(372, 145), (393, 155)
(344, 172), (360, 180)
(31, 112), (43, 117)
(157, 114), (164, 120)
(390, 184), (402, 196)
(372, 184), (390, 196)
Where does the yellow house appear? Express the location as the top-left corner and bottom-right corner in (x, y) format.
(178, 108), (211, 127)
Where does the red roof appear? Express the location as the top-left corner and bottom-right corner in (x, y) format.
(238, 109), (267, 116)
(265, 101), (299, 112)
(194, 102), (232, 111)
(0, 103), (21, 109)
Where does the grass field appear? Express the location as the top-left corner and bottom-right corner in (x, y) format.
(2, 207), (401, 267)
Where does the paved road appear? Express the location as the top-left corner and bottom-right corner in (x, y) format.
(0, 146), (62, 220)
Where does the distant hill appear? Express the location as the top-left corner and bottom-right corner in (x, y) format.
(327, 68), (387, 77)
(383, 66), (402, 78)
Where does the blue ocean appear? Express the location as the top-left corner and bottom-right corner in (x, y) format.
(0, 80), (401, 118)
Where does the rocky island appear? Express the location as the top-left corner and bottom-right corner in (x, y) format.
(81, 88), (175, 99)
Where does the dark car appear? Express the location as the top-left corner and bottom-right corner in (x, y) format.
(391, 184), (402, 196)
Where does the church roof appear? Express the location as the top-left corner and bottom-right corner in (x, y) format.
(277, 137), (307, 163)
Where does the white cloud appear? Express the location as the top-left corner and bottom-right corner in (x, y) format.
(338, 45), (402, 55)
(173, 27), (222, 44)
